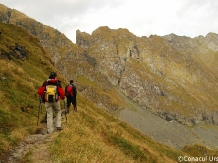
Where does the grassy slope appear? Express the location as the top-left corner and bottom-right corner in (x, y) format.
(0, 23), (217, 162)
(0, 22), (66, 157)
(50, 96), (185, 163)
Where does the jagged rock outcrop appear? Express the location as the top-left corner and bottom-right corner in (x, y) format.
(1, 43), (27, 60)
(76, 27), (218, 126)
(56, 47), (125, 113)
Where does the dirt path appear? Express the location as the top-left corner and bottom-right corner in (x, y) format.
(30, 134), (55, 163)
(0, 123), (56, 163)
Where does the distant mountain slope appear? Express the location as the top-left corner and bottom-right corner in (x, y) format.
(76, 26), (218, 126)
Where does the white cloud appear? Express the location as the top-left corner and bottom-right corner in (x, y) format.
(1, 0), (218, 42)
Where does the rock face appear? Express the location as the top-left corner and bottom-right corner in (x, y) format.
(1, 4), (218, 126)
(1, 43), (27, 60)
(76, 27), (218, 126)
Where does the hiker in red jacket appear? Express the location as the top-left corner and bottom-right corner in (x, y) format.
(65, 80), (77, 113)
(38, 72), (65, 134)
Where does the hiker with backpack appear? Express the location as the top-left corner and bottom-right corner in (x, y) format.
(37, 72), (65, 134)
(65, 80), (77, 113)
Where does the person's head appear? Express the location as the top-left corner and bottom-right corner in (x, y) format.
(49, 72), (57, 79)
(70, 80), (74, 84)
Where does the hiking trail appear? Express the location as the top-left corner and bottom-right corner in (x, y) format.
(0, 123), (58, 163)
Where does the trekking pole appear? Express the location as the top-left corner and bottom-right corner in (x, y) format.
(64, 98), (68, 125)
(37, 97), (42, 126)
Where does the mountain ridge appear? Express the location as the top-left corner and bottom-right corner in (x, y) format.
(1, 3), (218, 125)
(1, 3), (218, 152)
(76, 26), (218, 126)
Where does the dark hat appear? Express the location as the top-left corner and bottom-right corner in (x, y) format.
(70, 80), (74, 83)
(49, 72), (57, 79)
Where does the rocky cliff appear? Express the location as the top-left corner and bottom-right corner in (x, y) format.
(76, 26), (218, 126)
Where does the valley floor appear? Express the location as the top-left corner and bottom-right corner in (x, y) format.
(115, 87), (218, 150)
(119, 101), (218, 150)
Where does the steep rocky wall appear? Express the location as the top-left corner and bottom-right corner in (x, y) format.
(56, 46), (126, 113)
(76, 27), (218, 126)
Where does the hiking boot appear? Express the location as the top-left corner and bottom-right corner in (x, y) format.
(56, 127), (62, 131)
(61, 110), (67, 116)
(40, 114), (47, 123)
(40, 118), (47, 123)
(42, 130), (52, 135)
(66, 107), (70, 114)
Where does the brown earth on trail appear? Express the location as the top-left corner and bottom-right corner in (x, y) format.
(30, 134), (55, 163)
(0, 123), (59, 163)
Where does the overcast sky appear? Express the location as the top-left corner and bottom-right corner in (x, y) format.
(1, 0), (218, 43)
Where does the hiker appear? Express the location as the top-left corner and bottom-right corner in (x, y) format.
(37, 72), (65, 134)
(65, 80), (77, 113)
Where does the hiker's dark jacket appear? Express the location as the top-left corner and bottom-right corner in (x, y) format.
(65, 84), (77, 97)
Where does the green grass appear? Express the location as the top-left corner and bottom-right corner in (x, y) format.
(0, 22), (62, 157)
(48, 96), (191, 163)
(108, 134), (149, 162)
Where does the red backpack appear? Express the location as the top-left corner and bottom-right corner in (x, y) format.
(66, 84), (74, 96)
